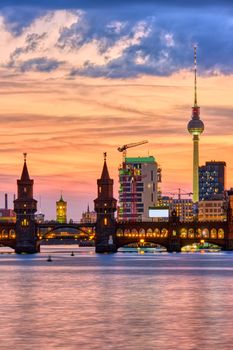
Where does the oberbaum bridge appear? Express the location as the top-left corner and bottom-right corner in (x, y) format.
(0, 152), (233, 254)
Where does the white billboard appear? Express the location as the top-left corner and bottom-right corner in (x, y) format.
(149, 208), (169, 218)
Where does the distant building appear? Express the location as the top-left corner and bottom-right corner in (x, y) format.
(0, 209), (16, 222)
(35, 212), (45, 223)
(160, 196), (193, 222)
(80, 205), (97, 223)
(199, 161), (226, 200)
(198, 198), (227, 221)
(56, 195), (67, 223)
(118, 156), (159, 222)
(0, 194), (16, 222)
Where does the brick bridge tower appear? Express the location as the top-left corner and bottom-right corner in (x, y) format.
(14, 153), (38, 254)
(94, 153), (117, 253)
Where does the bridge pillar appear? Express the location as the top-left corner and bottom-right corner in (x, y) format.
(94, 154), (117, 253)
(167, 210), (181, 252)
(167, 238), (181, 253)
(14, 154), (38, 254)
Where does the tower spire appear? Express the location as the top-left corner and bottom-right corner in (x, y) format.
(21, 152), (30, 181)
(101, 152), (110, 180)
(194, 45), (197, 107)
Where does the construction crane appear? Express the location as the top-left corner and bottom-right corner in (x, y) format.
(163, 188), (193, 200)
(117, 140), (148, 162)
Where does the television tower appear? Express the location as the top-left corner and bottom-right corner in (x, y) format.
(187, 46), (204, 203)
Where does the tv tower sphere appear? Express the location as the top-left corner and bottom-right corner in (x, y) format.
(187, 111), (204, 136)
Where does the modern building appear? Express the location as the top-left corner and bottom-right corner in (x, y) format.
(56, 194), (67, 223)
(198, 198), (227, 221)
(199, 161), (226, 200)
(80, 205), (97, 223)
(118, 156), (159, 222)
(187, 46), (204, 203)
(160, 196), (193, 222)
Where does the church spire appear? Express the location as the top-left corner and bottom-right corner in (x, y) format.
(21, 153), (30, 181)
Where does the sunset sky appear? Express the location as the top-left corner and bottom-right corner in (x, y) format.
(0, 1), (233, 220)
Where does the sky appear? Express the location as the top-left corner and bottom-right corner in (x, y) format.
(0, 1), (233, 220)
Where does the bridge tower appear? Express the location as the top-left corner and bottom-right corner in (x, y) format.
(94, 153), (117, 253)
(14, 154), (38, 254)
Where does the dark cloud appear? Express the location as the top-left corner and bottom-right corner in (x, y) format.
(67, 9), (233, 78)
(9, 33), (47, 67)
(1, 6), (46, 34)
(19, 57), (64, 72)
(2, 3), (233, 78)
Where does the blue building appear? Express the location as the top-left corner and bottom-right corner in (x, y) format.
(199, 161), (226, 201)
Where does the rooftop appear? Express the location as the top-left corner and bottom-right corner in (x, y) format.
(125, 156), (155, 164)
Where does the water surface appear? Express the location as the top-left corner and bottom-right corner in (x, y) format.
(0, 246), (233, 350)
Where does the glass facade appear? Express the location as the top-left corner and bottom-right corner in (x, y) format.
(199, 161), (226, 200)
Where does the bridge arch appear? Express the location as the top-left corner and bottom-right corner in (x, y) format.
(116, 229), (123, 237)
(180, 228), (187, 238)
(161, 228), (168, 238)
(202, 228), (209, 239)
(188, 228), (194, 238)
(131, 228), (138, 237)
(210, 228), (217, 239)
(40, 225), (90, 239)
(9, 229), (16, 239)
(1, 229), (8, 239)
(139, 228), (145, 237)
(146, 228), (153, 237)
(218, 228), (224, 239)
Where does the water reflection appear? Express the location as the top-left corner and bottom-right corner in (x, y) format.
(0, 246), (233, 349)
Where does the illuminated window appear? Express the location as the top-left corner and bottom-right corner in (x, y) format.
(21, 219), (29, 227)
(24, 187), (27, 193)
(104, 218), (108, 226)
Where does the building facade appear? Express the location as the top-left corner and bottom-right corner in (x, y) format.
(160, 196), (193, 222)
(118, 156), (159, 222)
(80, 205), (97, 223)
(198, 199), (227, 222)
(56, 195), (67, 223)
(199, 161), (226, 200)
(0, 209), (16, 222)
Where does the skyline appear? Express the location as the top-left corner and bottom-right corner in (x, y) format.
(0, 2), (233, 219)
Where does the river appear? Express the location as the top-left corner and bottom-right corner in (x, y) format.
(0, 245), (233, 350)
